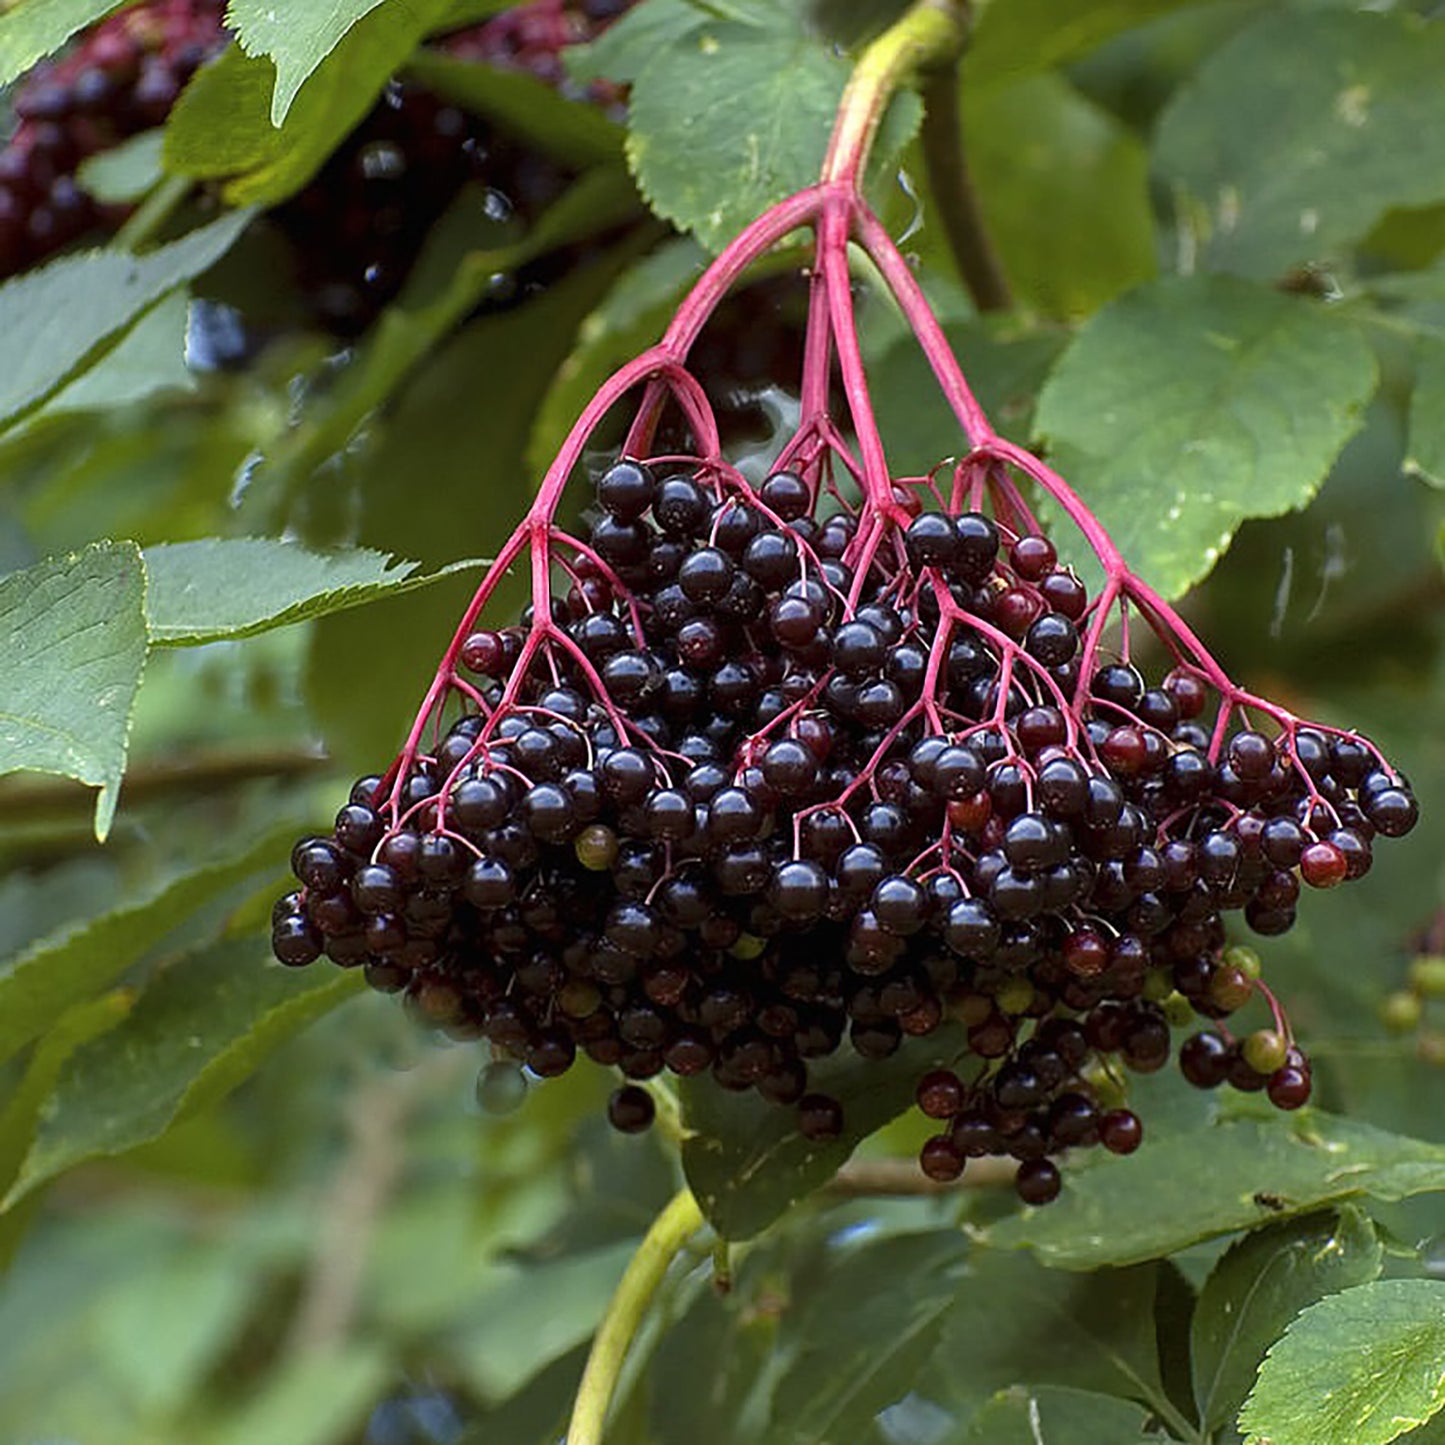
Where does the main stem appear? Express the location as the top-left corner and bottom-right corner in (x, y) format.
(567, 1187), (705, 1445)
(822, 0), (969, 187)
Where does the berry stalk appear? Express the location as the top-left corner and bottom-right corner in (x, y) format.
(567, 1186), (705, 1445)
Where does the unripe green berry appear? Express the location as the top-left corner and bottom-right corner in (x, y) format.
(729, 932), (766, 961)
(1223, 944), (1263, 980)
(1408, 956), (1445, 999)
(1380, 990), (1424, 1033)
(1163, 992), (1195, 1028)
(1142, 967), (1175, 1003)
(996, 978), (1035, 1015)
(475, 1060), (528, 1115)
(1242, 1028), (1289, 1076)
(574, 823), (619, 872)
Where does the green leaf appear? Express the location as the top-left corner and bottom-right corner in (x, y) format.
(88, 1241), (263, 1419)
(0, 541), (147, 839)
(460, 1345), (588, 1445)
(166, 0), (450, 205)
(930, 1253), (1186, 1428)
(1034, 276), (1378, 598)
(984, 1110), (1445, 1271)
(775, 1233), (1187, 1435)
(226, 0), (391, 124)
(453, 1240), (637, 1399)
(0, 991), (133, 1202)
(0, 210), (249, 426)
(963, 0), (1200, 90)
(202, 1342), (389, 1445)
(161, 47), (279, 178)
(526, 235), (709, 479)
(567, 0), (716, 86)
(773, 1229), (973, 1435)
(5, 936), (364, 1207)
(647, 1239), (783, 1445)
(1240, 1280), (1445, 1445)
(1154, 10), (1445, 279)
(871, 312), (1068, 476)
(680, 1022), (966, 1240)
(626, 16), (920, 252)
(1192, 1206), (1384, 1437)
(0, 822), (299, 1069)
(957, 1385), (1162, 1444)
(142, 538), (487, 646)
(964, 72), (1155, 318)
(0, 0), (128, 89)
(403, 49), (623, 168)
(38, 291), (193, 419)
(1406, 332), (1445, 489)
(77, 129), (167, 205)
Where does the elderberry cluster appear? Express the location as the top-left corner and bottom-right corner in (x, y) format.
(0, 0), (637, 335)
(269, 83), (572, 338)
(442, 0), (632, 104)
(0, 0), (222, 274)
(273, 458), (1417, 1205)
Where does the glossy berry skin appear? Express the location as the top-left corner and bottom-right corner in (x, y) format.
(920, 1135), (965, 1182)
(798, 1094), (844, 1141)
(607, 1084), (656, 1133)
(916, 1069), (964, 1119)
(1098, 1110), (1143, 1155)
(1266, 1066), (1312, 1111)
(1015, 1158), (1061, 1204)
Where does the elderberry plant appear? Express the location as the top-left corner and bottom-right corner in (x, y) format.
(4, 1), (1445, 1441)
(271, 14), (1417, 1222)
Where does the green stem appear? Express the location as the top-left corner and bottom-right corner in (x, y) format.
(918, 63), (1012, 311)
(115, 173), (193, 252)
(568, 1187), (705, 1445)
(821, 0), (969, 188)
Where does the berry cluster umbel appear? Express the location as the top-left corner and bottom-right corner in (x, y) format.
(0, 0), (633, 334)
(274, 441), (1416, 1202)
(273, 115), (1417, 1203)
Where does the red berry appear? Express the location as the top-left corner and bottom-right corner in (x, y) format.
(916, 1069), (964, 1119)
(919, 1134), (965, 1181)
(1299, 840), (1348, 889)
(1099, 1109), (1143, 1155)
(1267, 1065), (1312, 1110)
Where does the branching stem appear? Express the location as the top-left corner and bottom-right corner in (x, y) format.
(567, 1187), (705, 1445)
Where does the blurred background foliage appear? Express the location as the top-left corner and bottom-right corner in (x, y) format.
(0, 0), (1443, 1441)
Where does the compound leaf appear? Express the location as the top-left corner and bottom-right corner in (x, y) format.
(680, 1023), (966, 1240)
(0, 0), (127, 89)
(626, 15), (919, 252)
(0, 210), (249, 426)
(0, 822), (300, 1068)
(227, 0), (392, 124)
(1406, 332), (1445, 489)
